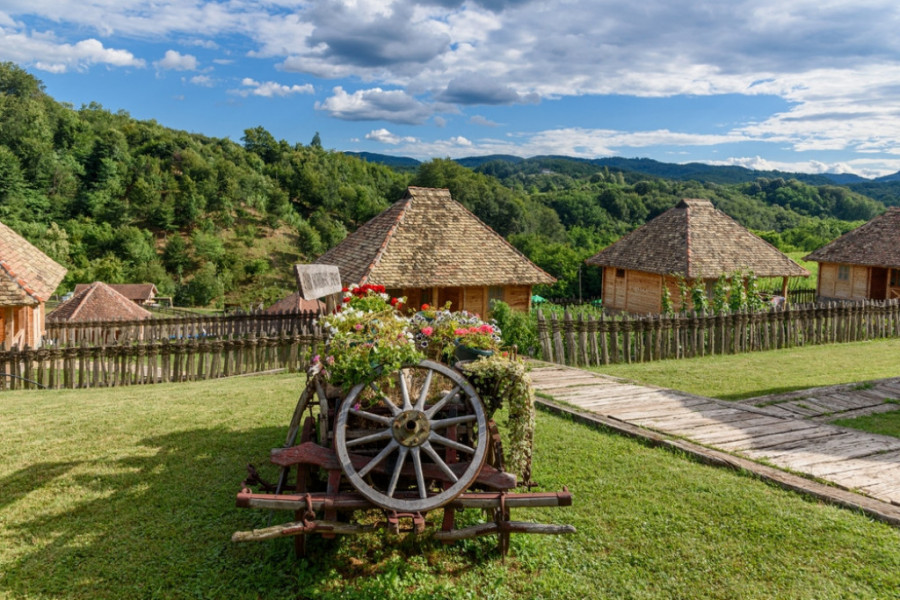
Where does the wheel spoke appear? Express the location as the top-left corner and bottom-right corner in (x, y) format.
(414, 369), (433, 411)
(424, 385), (461, 418)
(369, 382), (401, 416)
(386, 446), (409, 497)
(352, 410), (392, 426)
(421, 441), (458, 483)
(346, 428), (393, 448)
(430, 414), (477, 430)
(398, 369), (412, 410)
(358, 439), (399, 478)
(411, 447), (427, 499)
(428, 431), (475, 454)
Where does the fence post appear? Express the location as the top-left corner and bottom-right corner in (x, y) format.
(536, 310), (552, 362)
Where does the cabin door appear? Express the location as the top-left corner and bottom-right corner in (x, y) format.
(890, 269), (900, 300)
(870, 267), (888, 299)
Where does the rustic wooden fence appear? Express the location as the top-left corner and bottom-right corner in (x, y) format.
(43, 310), (320, 347)
(0, 331), (327, 391)
(536, 299), (900, 367)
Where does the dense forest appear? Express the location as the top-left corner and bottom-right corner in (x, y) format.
(0, 63), (894, 307)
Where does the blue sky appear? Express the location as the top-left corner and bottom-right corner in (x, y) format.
(4, 0), (900, 178)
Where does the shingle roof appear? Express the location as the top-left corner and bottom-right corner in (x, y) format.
(265, 291), (325, 314)
(803, 207), (900, 268)
(74, 282), (157, 302)
(585, 198), (809, 278)
(0, 220), (67, 306)
(314, 186), (556, 287)
(47, 281), (152, 322)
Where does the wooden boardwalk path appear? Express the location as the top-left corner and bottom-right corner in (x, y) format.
(530, 364), (900, 511)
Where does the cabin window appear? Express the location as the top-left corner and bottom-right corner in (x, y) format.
(616, 268), (626, 279)
(488, 286), (505, 304)
(420, 288), (433, 306)
(891, 270), (900, 287)
(838, 265), (850, 281)
(386, 288), (402, 300)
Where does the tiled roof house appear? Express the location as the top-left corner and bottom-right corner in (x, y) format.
(73, 282), (158, 305)
(585, 198), (809, 313)
(315, 186), (555, 314)
(48, 281), (153, 323)
(265, 292), (325, 314)
(0, 220), (67, 349)
(803, 207), (900, 302)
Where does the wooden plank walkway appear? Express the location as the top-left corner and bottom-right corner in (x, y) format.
(530, 364), (900, 509)
(736, 377), (900, 422)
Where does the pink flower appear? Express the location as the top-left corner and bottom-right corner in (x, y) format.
(421, 326), (433, 336)
(354, 323), (363, 330)
(353, 403), (361, 411)
(325, 355), (335, 365)
(479, 324), (493, 334)
(454, 328), (467, 336)
(312, 354), (320, 363)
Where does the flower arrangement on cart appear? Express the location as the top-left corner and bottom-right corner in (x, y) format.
(233, 283), (574, 557)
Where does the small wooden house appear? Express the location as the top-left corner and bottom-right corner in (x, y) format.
(315, 186), (555, 314)
(585, 198), (809, 314)
(804, 207), (900, 302)
(0, 220), (67, 349)
(73, 282), (158, 306)
(265, 292), (325, 314)
(48, 281), (153, 323)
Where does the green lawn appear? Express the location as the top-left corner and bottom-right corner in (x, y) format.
(3, 373), (900, 599)
(593, 338), (900, 400)
(833, 410), (900, 438)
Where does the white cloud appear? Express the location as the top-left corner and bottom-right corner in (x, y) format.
(155, 49), (198, 71)
(469, 115), (499, 127)
(188, 74), (215, 87)
(316, 86), (435, 124)
(235, 77), (315, 97)
(365, 128), (418, 144)
(0, 28), (145, 72)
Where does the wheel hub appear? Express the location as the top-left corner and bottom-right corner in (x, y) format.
(392, 410), (431, 447)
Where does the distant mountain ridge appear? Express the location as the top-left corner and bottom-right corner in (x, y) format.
(347, 151), (898, 185)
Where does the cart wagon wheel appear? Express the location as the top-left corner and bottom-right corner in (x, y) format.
(334, 359), (488, 513)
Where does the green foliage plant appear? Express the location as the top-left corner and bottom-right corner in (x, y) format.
(728, 273), (748, 312)
(689, 280), (709, 313)
(459, 354), (535, 483)
(490, 300), (539, 354)
(660, 284), (674, 316)
(711, 274), (729, 314)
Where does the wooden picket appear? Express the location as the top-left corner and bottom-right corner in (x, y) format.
(43, 309), (320, 347)
(0, 332), (324, 391)
(536, 299), (900, 367)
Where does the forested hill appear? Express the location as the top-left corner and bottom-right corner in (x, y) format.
(0, 62), (894, 306)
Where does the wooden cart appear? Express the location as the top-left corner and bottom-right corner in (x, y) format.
(233, 359), (574, 556)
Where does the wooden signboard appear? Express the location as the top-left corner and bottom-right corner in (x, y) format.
(294, 264), (342, 300)
(294, 264), (342, 313)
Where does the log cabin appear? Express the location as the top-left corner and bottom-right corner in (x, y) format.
(804, 207), (900, 302)
(0, 220), (67, 349)
(314, 186), (555, 315)
(585, 198), (809, 314)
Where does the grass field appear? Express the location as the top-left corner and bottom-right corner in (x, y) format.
(594, 338), (900, 400)
(3, 372), (900, 599)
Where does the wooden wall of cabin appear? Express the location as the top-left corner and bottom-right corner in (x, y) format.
(602, 267), (663, 313)
(0, 304), (42, 350)
(400, 284), (531, 316)
(817, 263), (871, 300)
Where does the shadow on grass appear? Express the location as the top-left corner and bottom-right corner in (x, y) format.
(0, 426), (499, 599)
(0, 461), (83, 512)
(717, 385), (815, 401)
